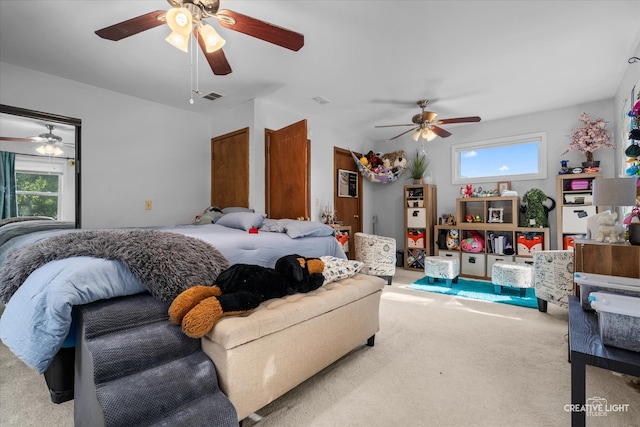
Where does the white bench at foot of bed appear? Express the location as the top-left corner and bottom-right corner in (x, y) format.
(200, 273), (386, 421)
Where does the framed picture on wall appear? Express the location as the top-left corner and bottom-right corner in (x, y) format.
(498, 181), (511, 194)
(338, 169), (358, 197)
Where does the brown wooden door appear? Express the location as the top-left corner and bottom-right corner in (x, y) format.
(265, 120), (310, 219)
(334, 147), (363, 258)
(211, 128), (249, 208)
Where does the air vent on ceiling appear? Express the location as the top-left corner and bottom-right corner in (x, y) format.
(202, 91), (224, 101)
(312, 96), (331, 105)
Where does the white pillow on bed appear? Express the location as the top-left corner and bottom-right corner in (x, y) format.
(284, 221), (335, 239)
(216, 212), (266, 231)
(320, 256), (363, 285)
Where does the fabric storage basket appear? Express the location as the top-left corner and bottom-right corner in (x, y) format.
(574, 272), (640, 310)
(589, 292), (640, 352)
(407, 208), (426, 228)
(460, 253), (485, 277)
(407, 230), (425, 248)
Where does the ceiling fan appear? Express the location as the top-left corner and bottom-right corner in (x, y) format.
(0, 124), (73, 156)
(376, 100), (481, 141)
(94, 0), (304, 76)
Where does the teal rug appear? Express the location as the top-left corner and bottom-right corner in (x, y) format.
(409, 277), (538, 309)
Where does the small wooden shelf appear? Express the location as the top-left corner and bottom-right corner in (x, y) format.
(403, 184), (437, 271)
(556, 172), (601, 249)
(434, 196), (549, 280)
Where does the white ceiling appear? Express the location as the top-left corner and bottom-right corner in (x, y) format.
(1, 0), (639, 143)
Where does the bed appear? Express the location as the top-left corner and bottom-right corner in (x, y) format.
(0, 213), (346, 374)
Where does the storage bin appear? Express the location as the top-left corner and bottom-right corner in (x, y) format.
(562, 206), (596, 234)
(563, 235), (578, 250)
(568, 179), (591, 190)
(461, 253), (486, 277)
(407, 230), (425, 248)
(516, 232), (544, 255)
(574, 272), (640, 310)
(589, 292), (640, 352)
(407, 200), (424, 208)
(407, 208), (426, 228)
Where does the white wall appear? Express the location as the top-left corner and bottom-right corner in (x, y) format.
(0, 62), (212, 228)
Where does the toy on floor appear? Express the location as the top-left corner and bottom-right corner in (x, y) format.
(169, 254), (325, 338)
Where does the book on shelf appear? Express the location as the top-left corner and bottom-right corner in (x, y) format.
(491, 235), (509, 255)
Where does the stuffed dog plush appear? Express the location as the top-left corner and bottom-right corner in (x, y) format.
(169, 254), (325, 338)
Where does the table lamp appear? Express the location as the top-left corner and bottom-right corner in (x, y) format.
(592, 177), (638, 244)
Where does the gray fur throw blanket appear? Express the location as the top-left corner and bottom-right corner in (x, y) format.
(0, 229), (230, 304)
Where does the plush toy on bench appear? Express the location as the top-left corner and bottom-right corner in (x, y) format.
(169, 254), (325, 338)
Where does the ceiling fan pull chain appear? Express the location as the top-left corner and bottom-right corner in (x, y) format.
(189, 32), (195, 104)
(195, 31), (200, 94)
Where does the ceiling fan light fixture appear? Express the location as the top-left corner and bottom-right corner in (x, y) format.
(36, 144), (63, 156)
(200, 23), (225, 52)
(422, 128), (437, 141)
(411, 128), (421, 142)
(166, 7), (193, 35)
(166, 31), (190, 52)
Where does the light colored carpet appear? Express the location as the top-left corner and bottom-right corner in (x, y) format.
(1, 269), (639, 426)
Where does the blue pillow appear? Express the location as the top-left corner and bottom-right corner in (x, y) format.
(285, 221), (335, 239)
(216, 212), (265, 231)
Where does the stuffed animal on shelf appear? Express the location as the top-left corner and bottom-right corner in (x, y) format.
(596, 211), (625, 243)
(446, 229), (460, 250)
(460, 230), (484, 253)
(169, 254), (325, 338)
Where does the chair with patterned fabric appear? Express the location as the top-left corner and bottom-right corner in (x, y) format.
(533, 250), (574, 312)
(354, 232), (396, 285)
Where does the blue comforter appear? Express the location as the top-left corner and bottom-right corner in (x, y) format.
(0, 221), (345, 372)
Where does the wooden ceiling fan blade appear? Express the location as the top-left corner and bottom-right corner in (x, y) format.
(375, 124), (415, 128)
(216, 9), (304, 51)
(95, 10), (166, 41)
(0, 136), (36, 143)
(436, 116), (481, 124)
(430, 126), (452, 138)
(195, 27), (233, 75)
(390, 127), (418, 140)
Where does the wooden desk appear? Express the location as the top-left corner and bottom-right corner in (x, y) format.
(574, 239), (640, 279)
(568, 296), (640, 427)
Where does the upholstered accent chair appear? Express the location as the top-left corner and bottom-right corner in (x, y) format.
(354, 232), (397, 285)
(532, 250), (574, 312)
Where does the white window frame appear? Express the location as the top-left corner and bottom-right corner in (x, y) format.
(452, 131), (547, 184)
(15, 155), (66, 219)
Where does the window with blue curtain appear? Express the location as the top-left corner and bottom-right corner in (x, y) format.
(1, 151), (17, 219)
